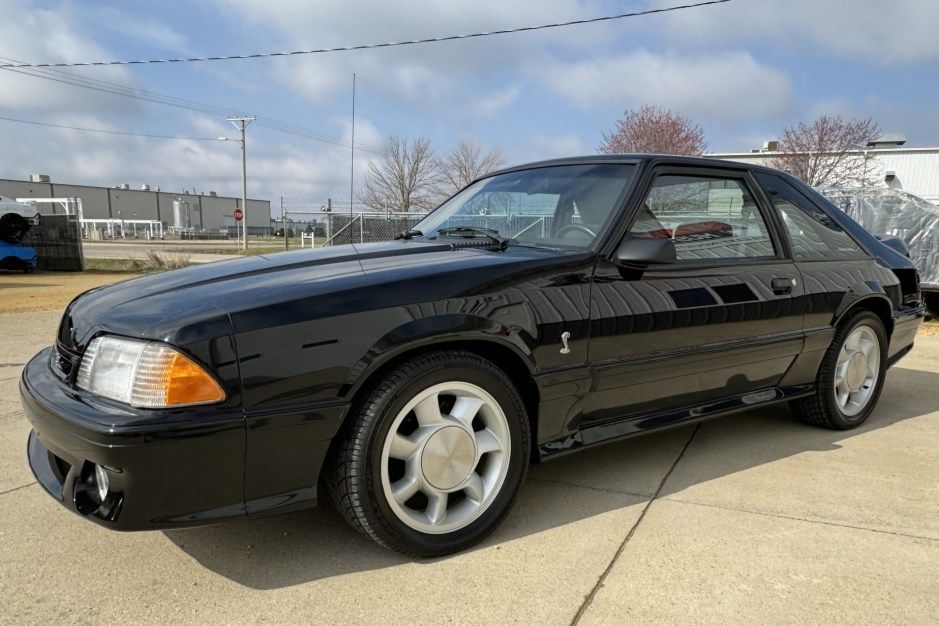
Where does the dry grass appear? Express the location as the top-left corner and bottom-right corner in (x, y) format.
(144, 248), (192, 270)
(85, 248), (192, 273)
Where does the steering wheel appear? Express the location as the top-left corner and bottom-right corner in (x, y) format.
(555, 224), (596, 240)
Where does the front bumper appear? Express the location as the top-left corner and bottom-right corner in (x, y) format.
(20, 347), (247, 530)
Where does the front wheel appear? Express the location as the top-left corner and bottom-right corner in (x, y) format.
(326, 351), (530, 556)
(791, 310), (888, 430)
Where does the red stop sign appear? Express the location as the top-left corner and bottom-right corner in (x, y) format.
(234, 208), (244, 222)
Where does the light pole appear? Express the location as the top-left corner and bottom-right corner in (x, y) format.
(222, 116), (255, 250)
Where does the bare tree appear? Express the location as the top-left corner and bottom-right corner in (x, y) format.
(360, 135), (442, 212)
(599, 105), (707, 156)
(771, 115), (880, 187)
(437, 140), (505, 196)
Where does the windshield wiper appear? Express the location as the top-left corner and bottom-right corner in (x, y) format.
(436, 226), (512, 250)
(394, 228), (423, 240)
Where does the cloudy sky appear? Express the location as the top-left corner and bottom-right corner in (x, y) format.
(1, 0), (937, 211)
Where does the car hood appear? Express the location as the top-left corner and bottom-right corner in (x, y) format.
(59, 240), (581, 350)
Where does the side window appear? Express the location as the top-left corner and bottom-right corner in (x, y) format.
(630, 174), (777, 260)
(754, 173), (865, 261)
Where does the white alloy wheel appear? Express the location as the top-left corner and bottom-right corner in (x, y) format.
(834, 325), (881, 417)
(379, 381), (511, 534)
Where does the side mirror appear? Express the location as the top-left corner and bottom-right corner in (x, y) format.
(614, 236), (677, 266)
(874, 234), (910, 258)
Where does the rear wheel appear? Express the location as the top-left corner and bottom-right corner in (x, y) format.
(326, 351), (530, 556)
(791, 310), (887, 429)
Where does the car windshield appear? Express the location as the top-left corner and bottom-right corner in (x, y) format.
(414, 163), (637, 249)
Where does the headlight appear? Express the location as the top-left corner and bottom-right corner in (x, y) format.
(76, 336), (226, 408)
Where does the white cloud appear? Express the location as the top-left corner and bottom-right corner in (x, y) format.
(469, 86), (522, 118)
(508, 133), (589, 165)
(0, 0), (139, 114)
(546, 50), (791, 126)
(651, 0), (939, 64)
(94, 7), (189, 53)
(0, 0), (380, 213)
(0, 110), (379, 214)
(805, 98), (858, 121)
(211, 0), (615, 105)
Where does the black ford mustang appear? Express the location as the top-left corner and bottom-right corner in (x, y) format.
(21, 155), (924, 556)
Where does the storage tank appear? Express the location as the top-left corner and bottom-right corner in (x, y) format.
(172, 199), (191, 230)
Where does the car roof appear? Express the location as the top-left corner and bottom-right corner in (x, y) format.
(484, 153), (781, 179)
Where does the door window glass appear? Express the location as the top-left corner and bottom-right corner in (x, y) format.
(754, 173), (865, 260)
(630, 175), (776, 260)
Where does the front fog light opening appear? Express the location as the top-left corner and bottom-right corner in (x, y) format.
(74, 462), (118, 517)
(94, 464), (109, 503)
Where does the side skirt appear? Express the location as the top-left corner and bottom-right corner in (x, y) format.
(538, 384), (815, 460)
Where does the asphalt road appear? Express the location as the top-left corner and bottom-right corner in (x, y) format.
(1, 309), (936, 624)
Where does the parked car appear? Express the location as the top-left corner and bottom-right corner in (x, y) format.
(20, 155), (924, 556)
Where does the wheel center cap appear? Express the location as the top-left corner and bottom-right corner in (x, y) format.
(846, 353), (868, 391)
(421, 426), (476, 491)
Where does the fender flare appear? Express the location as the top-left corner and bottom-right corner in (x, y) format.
(340, 313), (536, 399)
(831, 287), (894, 334)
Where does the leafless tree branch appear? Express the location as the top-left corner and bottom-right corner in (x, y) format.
(436, 140), (504, 197)
(770, 115), (881, 187)
(360, 135), (443, 212)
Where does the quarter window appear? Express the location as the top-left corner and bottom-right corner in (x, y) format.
(629, 174), (776, 260)
(754, 173), (865, 260)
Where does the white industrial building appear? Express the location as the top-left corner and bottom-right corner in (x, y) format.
(713, 135), (939, 203)
(0, 174), (271, 234)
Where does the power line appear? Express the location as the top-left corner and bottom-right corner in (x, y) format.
(0, 58), (386, 154)
(0, 115), (221, 140)
(0, 1), (731, 69)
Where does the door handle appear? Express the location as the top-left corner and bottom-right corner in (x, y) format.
(771, 277), (797, 294)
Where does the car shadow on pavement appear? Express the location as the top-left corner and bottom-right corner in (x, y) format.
(163, 365), (939, 590)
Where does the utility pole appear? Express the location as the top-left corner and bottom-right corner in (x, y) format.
(226, 116), (255, 250)
(350, 73), (356, 219)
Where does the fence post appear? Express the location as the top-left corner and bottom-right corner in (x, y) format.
(359, 214), (363, 243)
(282, 197), (288, 251)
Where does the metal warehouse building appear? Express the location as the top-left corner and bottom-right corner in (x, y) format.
(713, 135), (939, 203)
(0, 175), (271, 233)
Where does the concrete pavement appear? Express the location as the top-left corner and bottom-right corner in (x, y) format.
(0, 309), (936, 624)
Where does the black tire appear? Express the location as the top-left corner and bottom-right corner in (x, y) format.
(326, 350), (530, 557)
(0, 214), (30, 244)
(790, 310), (888, 430)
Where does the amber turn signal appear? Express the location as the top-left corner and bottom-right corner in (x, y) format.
(76, 336), (226, 408)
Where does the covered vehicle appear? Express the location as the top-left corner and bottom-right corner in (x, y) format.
(821, 188), (939, 313)
(0, 196), (40, 272)
(20, 155), (924, 556)
(0, 196), (40, 244)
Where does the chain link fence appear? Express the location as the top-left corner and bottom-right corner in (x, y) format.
(22, 214), (84, 271)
